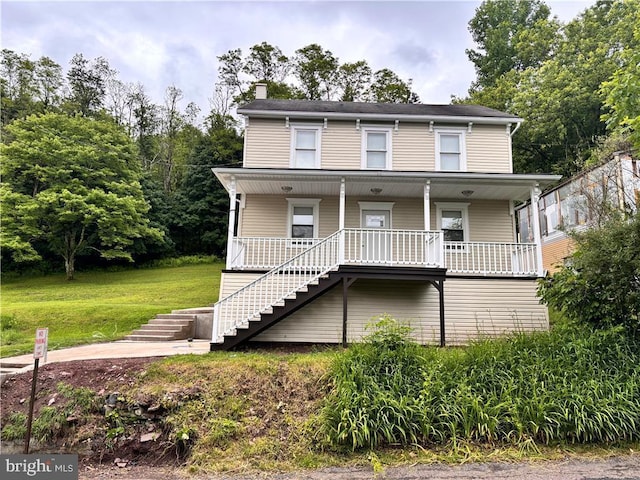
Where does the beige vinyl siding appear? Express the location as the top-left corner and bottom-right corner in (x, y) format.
(244, 118), (290, 168)
(466, 125), (511, 173)
(443, 278), (548, 345)
(239, 195), (288, 236)
(218, 271), (263, 301)
(244, 118), (512, 172)
(240, 195), (339, 237)
(468, 200), (514, 242)
(321, 121), (361, 169)
(240, 195), (512, 240)
(393, 123), (435, 170)
(252, 277), (547, 344)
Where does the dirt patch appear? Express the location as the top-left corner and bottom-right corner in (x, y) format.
(0, 358), (175, 467)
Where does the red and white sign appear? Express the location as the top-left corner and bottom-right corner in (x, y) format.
(34, 328), (48, 360)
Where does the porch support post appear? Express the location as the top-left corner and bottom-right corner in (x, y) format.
(339, 177), (346, 264)
(428, 279), (446, 347)
(530, 184), (544, 276)
(225, 176), (237, 269)
(342, 276), (357, 347)
(423, 180), (431, 230)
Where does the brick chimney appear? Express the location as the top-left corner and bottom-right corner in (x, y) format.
(255, 83), (267, 100)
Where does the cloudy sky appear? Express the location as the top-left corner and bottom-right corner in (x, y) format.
(2, 0), (593, 115)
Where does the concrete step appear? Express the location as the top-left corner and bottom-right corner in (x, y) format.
(125, 312), (196, 341)
(125, 334), (183, 342)
(155, 314), (197, 320)
(137, 324), (185, 331)
(148, 318), (193, 326)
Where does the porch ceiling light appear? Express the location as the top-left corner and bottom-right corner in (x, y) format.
(461, 190), (474, 197)
(281, 185), (293, 193)
(370, 187), (383, 195)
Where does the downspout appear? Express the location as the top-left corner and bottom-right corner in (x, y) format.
(508, 121), (521, 174)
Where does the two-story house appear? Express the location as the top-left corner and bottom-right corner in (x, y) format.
(210, 84), (560, 351)
(517, 151), (639, 272)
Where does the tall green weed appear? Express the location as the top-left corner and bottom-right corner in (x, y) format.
(321, 318), (640, 450)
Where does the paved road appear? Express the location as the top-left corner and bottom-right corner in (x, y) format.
(83, 455), (640, 479)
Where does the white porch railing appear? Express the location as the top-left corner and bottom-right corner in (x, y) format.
(443, 242), (538, 276)
(229, 237), (323, 269)
(213, 231), (342, 343)
(228, 230), (539, 276)
(342, 229), (442, 267)
(214, 230), (541, 344)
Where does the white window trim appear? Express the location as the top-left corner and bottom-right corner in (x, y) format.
(435, 128), (467, 172)
(361, 126), (392, 170)
(290, 124), (322, 169)
(286, 198), (321, 238)
(357, 201), (395, 228)
(435, 202), (470, 244)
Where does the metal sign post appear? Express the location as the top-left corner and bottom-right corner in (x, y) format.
(24, 327), (48, 454)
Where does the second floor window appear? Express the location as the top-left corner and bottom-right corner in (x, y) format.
(436, 129), (466, 171)
(291, 126), (321, 168)
(362, 128), (391, 170)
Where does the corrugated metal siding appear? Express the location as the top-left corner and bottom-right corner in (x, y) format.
(542, 235), (574, 272)
(467, 125), (511, 173)
(244, 118), (290, 168)
(252, 277), (547, 344)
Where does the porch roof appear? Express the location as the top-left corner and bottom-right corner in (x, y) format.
(213, 168), (561, 202)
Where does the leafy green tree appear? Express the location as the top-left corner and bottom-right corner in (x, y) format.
(366, 68), (420, 104)
(65, 53), (113, 116)
(170, 113), (243, 257)
(466, 0), (558, 91)
(601, 23), (640, 152)
(1, 49), (37, 123)
(1, 113), (163, 279)
(294, 43), (339, 100)
(338, 61), (372, 102)
(538, 213), (640, 335)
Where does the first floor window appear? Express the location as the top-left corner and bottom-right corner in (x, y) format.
(292, 206), (314, 238)
(287, 198), (321, 239)
(436, 202), (470, 246)
(441, 210), (464, 241)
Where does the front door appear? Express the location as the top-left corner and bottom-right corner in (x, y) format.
(362, 210), (391, 263)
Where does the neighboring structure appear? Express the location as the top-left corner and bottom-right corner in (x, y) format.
(517, 151), (639, 272)
(210, 84), (560, 351)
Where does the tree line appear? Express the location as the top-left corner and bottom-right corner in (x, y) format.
(1, 0), (638, 279)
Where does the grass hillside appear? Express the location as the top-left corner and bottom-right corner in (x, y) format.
(0, 261), (223, 357)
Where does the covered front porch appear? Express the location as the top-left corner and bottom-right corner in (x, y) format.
(228, 229), (540, 276)
(215, 168), (561, 278)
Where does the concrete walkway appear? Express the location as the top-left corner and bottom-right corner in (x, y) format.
(0, 339), (211, 382)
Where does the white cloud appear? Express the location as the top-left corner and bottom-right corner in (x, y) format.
(1, 0), (595, 113)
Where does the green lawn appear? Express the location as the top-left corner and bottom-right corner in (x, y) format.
(0, 262), (224, 357)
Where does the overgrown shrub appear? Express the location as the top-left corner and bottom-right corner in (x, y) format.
(320, 315), (428, 449)
(538, 213), (640, 334)
(321, 317), (640, 450)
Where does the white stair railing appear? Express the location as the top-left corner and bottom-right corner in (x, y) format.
(212, 230), (342, 343)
